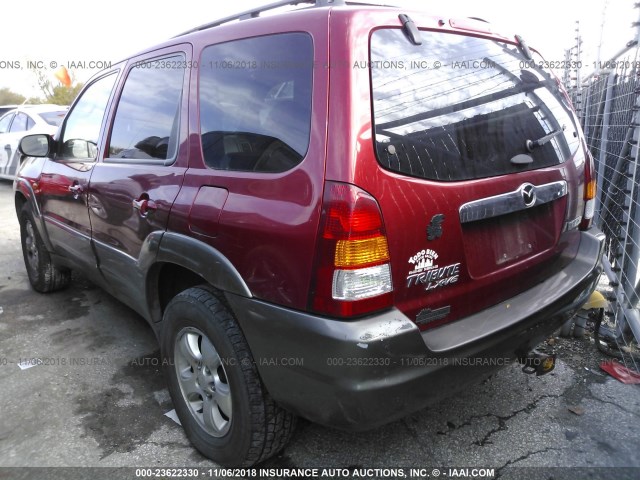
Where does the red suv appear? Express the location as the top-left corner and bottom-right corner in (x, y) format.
(15, 0), (604, 467)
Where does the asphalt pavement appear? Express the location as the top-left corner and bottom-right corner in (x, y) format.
(0, 179), (638, 480)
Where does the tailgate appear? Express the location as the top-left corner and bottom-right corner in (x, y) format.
(367, 26), (585, 330)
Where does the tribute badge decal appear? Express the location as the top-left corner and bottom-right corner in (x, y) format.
(406, 249), (461, 291)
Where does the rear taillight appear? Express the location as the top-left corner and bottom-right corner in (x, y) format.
(580, 147), (596, 230)
(310, 182), (393, 317)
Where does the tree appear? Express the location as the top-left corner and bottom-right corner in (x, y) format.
(0, 87), (26, 105)
(48, 83), (84, 106)
(31, 68), (83, 106)
(25, 96), (44, 105)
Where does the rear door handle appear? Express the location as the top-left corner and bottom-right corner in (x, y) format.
(132, 196), (157, 217)
(68, 184), (83, 199)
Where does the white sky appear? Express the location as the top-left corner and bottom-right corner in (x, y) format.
(0, 0), (638, 97)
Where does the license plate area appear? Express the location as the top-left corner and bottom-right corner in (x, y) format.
(462, 203), (556, 278)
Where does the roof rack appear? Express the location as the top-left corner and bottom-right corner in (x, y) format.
(175, 0), (346, 37)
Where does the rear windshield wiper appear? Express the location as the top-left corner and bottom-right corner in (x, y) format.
(399, 14), (422, 45)
(525, 125), (565, 152)
(515, 34), (533, 60)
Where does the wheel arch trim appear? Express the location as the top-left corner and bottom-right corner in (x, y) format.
(147, 232), (252, 322)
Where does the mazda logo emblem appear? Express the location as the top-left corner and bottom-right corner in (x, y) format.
(521, 184), (536, 207)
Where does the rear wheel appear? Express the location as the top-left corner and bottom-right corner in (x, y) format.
(19, 205), (70, 292)
(161, 286), (296, 466)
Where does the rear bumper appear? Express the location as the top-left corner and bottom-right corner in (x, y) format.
(227, 227), (604, 430)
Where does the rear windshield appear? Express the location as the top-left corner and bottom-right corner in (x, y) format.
(370, 29), (580, 182)
(40, 111), (67, 127)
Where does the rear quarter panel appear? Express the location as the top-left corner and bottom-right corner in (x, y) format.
(167, 10), (331, 310)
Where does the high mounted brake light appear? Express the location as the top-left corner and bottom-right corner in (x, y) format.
(310, 182), (393, 317)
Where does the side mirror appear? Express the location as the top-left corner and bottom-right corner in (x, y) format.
(19, 134), (54, 157)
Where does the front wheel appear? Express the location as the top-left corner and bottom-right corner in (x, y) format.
(161, 286), (296, 466)
(19, 205), (70, 292)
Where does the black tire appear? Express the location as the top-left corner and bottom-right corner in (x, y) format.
(19, 205), (71, 293)
(161, 286), (296, 466)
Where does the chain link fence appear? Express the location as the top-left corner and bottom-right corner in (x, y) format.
(567, 15), (640, 372)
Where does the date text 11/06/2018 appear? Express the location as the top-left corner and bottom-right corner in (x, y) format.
(134, 468), (497, 478)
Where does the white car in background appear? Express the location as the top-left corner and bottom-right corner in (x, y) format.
(0, 105), (20, 117)
(0, 105), (68, 180)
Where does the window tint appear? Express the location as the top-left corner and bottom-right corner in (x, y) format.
(0, 113), (13, 134)
(370, 29), (580, 182)
(60, 73), (117, 160)
(108, 55), (184, 161)
(9, 112), (28, 133)
(199, 33), (312, 173)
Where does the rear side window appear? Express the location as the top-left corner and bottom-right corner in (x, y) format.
(108, 54), (185, 161)
(40, 111), (67, 127)
(9, 112), (28, 133)
(199, 33), (312, 173)
(370, 29), (580, 182)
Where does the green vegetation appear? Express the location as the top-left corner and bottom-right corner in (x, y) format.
(0, 70), (83, 107)
(0, 87), (26, 105)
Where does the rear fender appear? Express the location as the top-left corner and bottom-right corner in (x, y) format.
(147, 232), (252, 324)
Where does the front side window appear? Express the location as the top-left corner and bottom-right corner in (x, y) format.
(60, 73), (117, 160)
(199, 33), (313, 173)
(370, 29), (580, 182)
(0, 113), (14, 134)
(108, 55), (185, 161)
